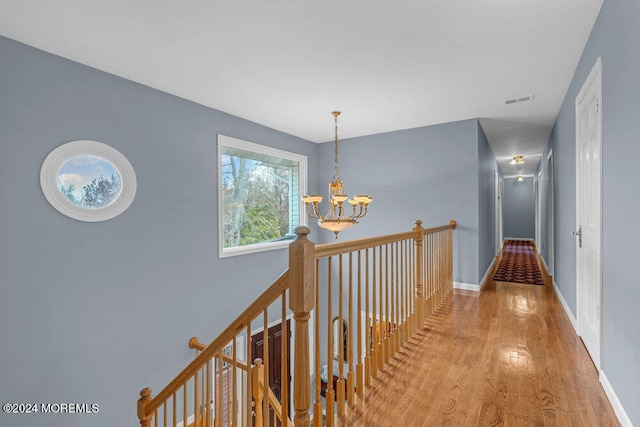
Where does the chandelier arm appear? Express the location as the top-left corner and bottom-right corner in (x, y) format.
(307, 202), (321, 219)
(354, 203), (369, 219)
(348, 203), (357, 219)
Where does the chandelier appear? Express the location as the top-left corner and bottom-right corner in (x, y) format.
(301, 111), (373, 238)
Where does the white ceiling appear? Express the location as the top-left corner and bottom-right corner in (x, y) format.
(0, 0), (603, 176)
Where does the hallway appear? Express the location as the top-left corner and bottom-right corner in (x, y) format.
(336, 251), (619, 426)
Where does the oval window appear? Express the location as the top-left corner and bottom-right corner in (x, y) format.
(41, 141), (136, 222)
(56, 155), (122, 209)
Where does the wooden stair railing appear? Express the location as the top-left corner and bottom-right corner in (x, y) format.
(138, 220), (456, 427)
(189, 339), (293, 427)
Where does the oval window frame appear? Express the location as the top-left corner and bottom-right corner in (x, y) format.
(40, 140), (137, 222)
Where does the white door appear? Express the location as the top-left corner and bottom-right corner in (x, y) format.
(575, 57), (602, 369)
(494, 169), (501, 255)
(535, 173), (541, 250)
(547, 151), (555, 276)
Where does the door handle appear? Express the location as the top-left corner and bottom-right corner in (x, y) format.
(572, 226), (583, 248)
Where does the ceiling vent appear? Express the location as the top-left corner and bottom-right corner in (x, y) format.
(505, 94), (535, 105)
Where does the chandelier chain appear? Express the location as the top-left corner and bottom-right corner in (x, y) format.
(334, 113), (339, 179)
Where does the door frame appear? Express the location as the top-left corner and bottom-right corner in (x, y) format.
(575, 56), (603, 369)
(547, 149), (555, 276)
(535, 171), (542, 251)
(494, 169), (501, 255)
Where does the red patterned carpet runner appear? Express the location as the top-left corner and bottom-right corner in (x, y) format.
(492, 240), (545, 285)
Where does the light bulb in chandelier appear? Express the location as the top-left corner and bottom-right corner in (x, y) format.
(301, 111), (373, 238)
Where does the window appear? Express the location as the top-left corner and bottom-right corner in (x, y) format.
(218, 135), (307, 257)
(40, 140), (137, 222)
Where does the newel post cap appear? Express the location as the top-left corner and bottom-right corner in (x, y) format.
(289, 226), (315, 313)
(294, 226), (311, 239)
(413, 219), (425, 240)
(137, 388), (153, 422)
(449, 220), (457, 229)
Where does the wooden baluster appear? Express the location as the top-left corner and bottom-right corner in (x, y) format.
(378, 245), (384, 370)
(204, 362), (209, 427)
(403, 240), (409, 344)
(337, 255), (345, 416)
(262, 309), (269, 427)
(288, 226), (314, 427)
(232, 339), (238, 427)
(410, 233), (417, 332)
(438, 231), (442, 306)
(241, 369), (245, 427)
(163, 401), (167, 427)
(384, 244), (390, 365)
(201, 363), (206, 427)
(393, 242), (400, 356)
(281, 292), (289, 426)
(413, 220), (425, 328)
(394, 243), (399, 354)
(194, 372), (200, 427)
(449, 226), (454, 293)
(252, 359), (264, 427)
(371, 246), (378, 379)
(216, 356), (221, 427)
(364, 248), (371, 388)
(435, 233), (439, 309)
(398, 240), (407, 347)
(356, 250), (364, 396)
(426, 233), (432, 316)
(138, 388), (152, 427)
(347, 252), (355, 405)
(155, 408), (158, 427)
(246, 325), (252, 427)
(183, 384), (187, 427)
(313, 259), (322, 427)
(173, 392), (177, 427)
(389, 243), (395, 358)
(326, 257), (335, 425)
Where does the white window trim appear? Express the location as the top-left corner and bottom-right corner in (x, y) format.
(40, 140), (137, 222)
(218, 134), (307, 258)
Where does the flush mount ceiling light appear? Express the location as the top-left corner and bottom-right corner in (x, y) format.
(510, 155), (525, 171)
(510, 155), (525, 166)
(516, 176), (524, 182)
(301, 111), (372, 238)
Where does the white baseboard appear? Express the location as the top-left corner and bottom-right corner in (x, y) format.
(600, 370), (634, 427)
(504, 237), (534, 242)
(454, 282), (481, 292)
(540, 256), (550, 274)
(479, 256), (498, 291)
(552, 279), (577, 332)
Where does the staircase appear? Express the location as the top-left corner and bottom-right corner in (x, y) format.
(137, 219), (456, 427)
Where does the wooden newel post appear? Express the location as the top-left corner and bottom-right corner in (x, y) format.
(252, 359), (265, 427)
(289, 226), (315, 427)
(413, 220), (425, 328)
(137, 388), (153, 427)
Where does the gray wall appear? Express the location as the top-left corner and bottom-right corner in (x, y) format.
(540, 0), (639, 423)
(477, 121), (498, 279)
(502, 177), (535, 239)
(0, 37), (318, 427)
(316, 119), (482, 285)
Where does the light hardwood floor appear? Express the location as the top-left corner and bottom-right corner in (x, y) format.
(336, 251), (619, 426)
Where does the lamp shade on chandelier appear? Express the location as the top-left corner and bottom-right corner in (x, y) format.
(301, 111), (372, 238)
